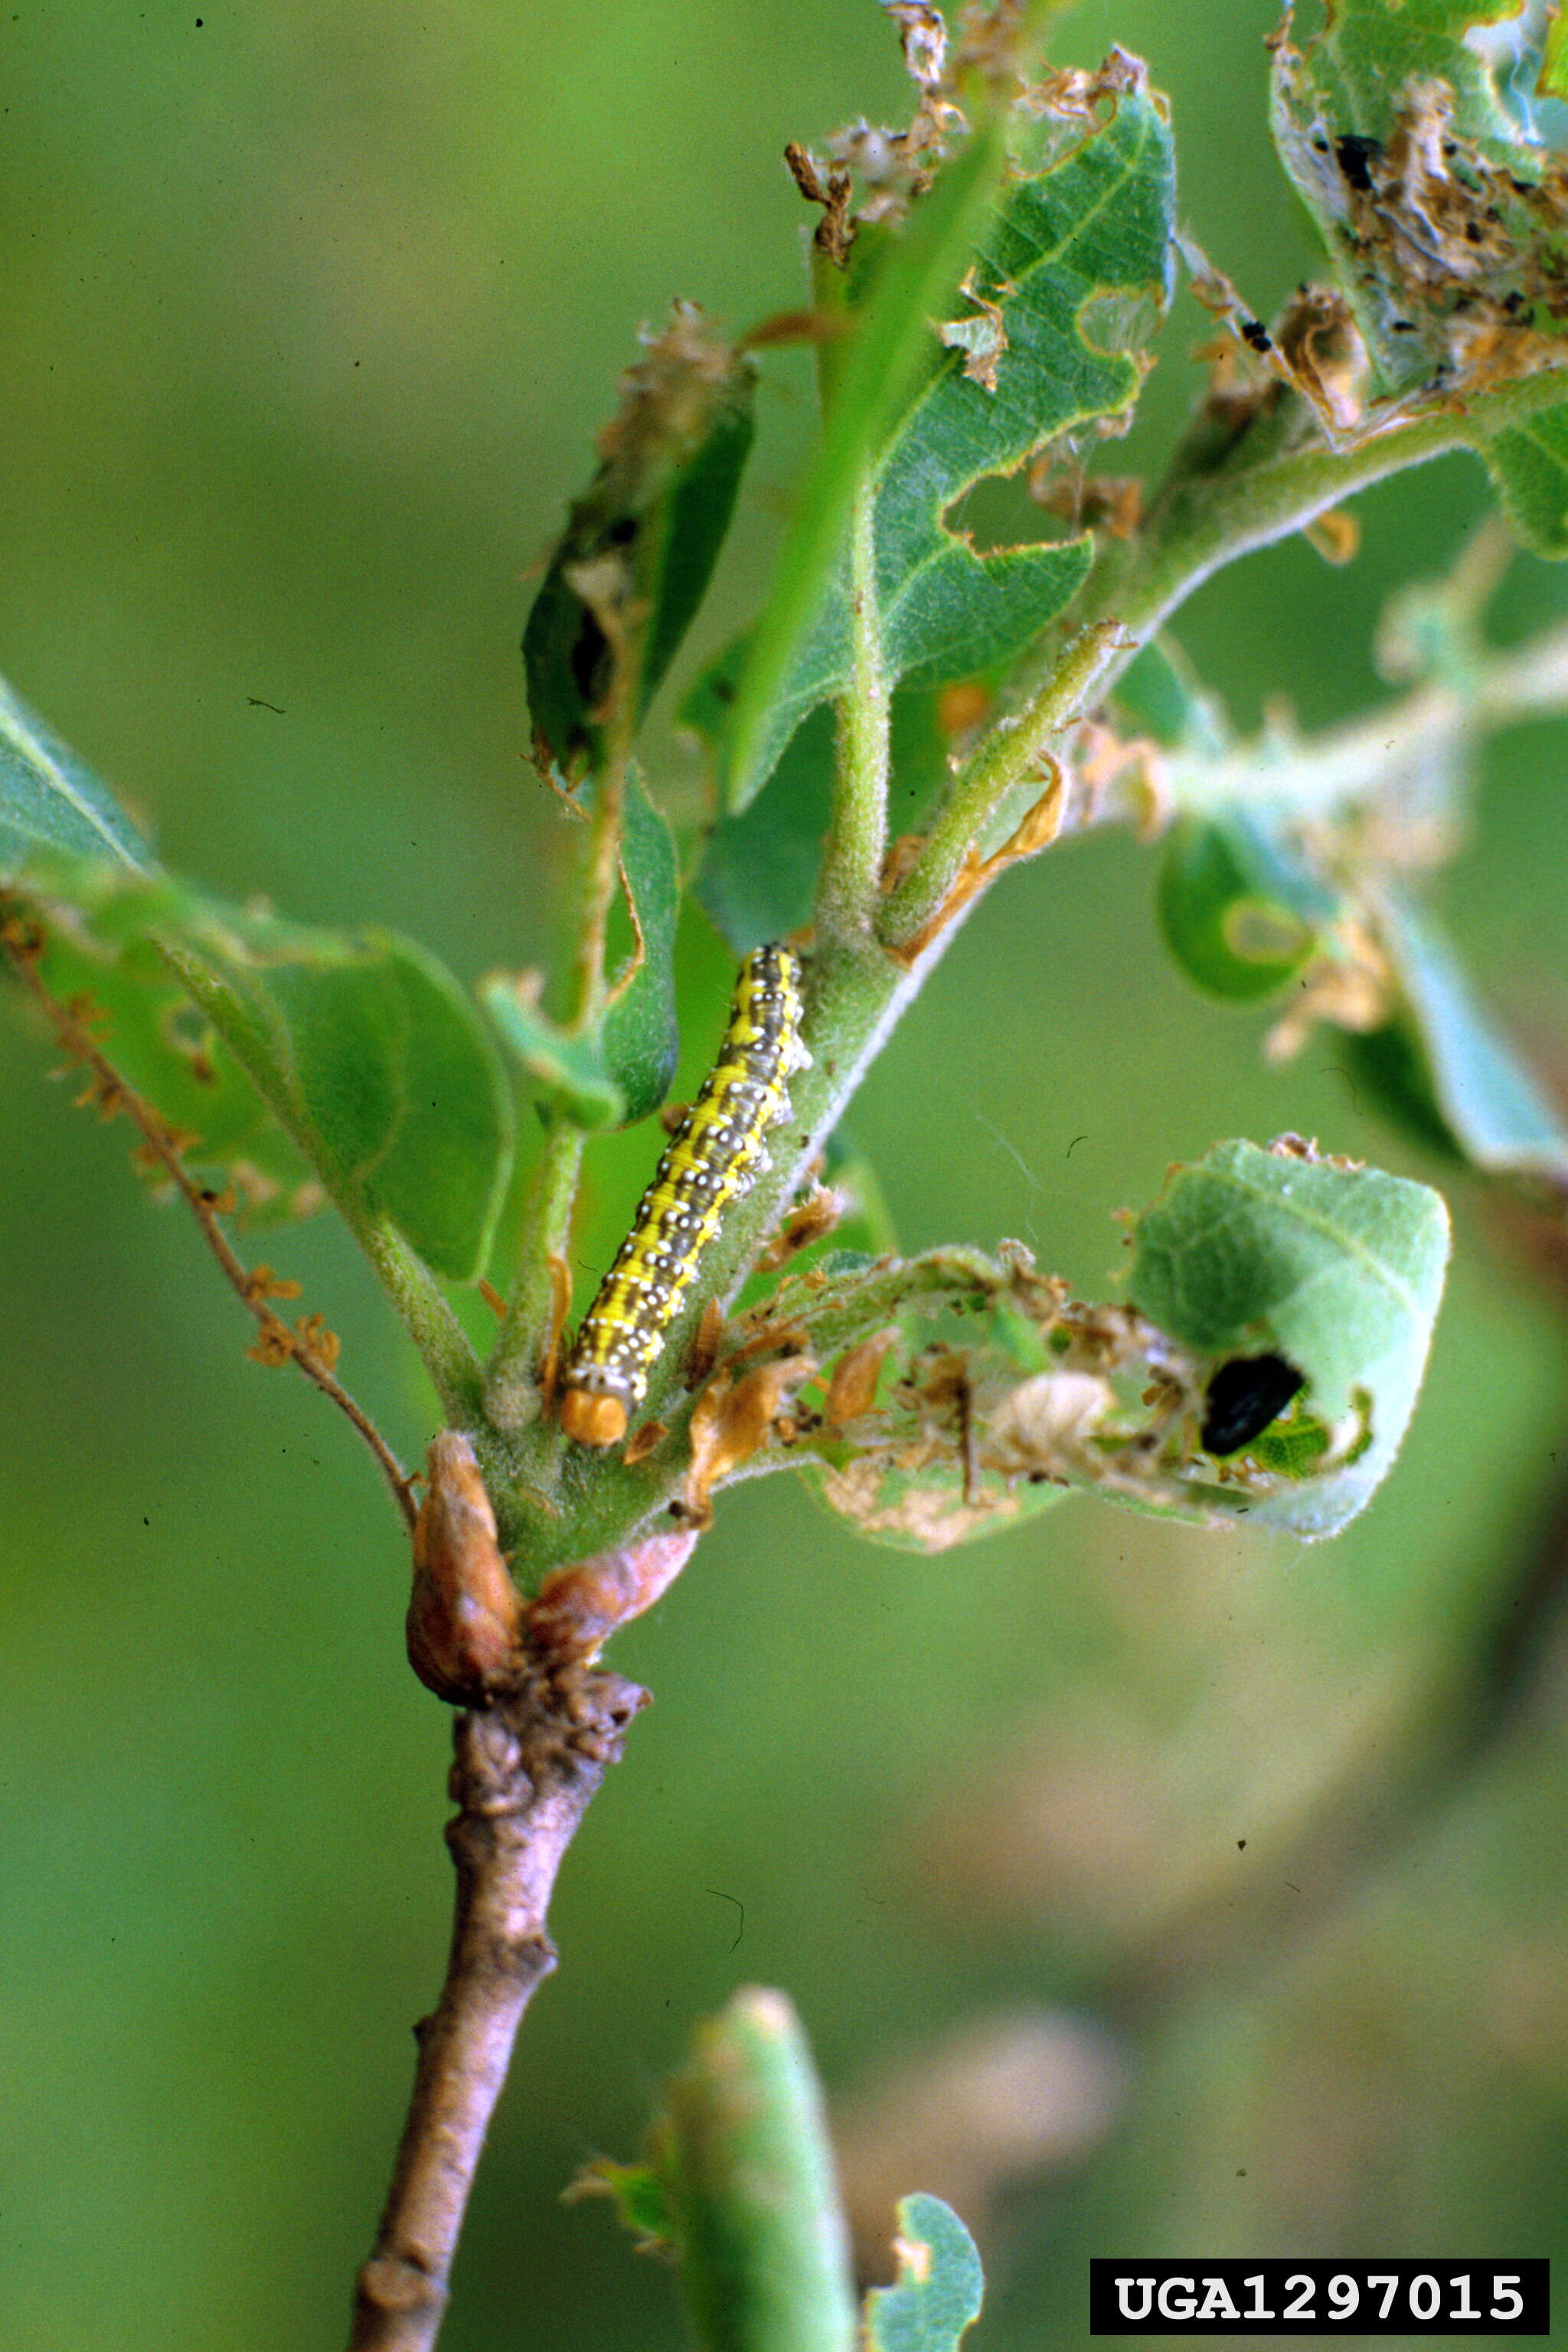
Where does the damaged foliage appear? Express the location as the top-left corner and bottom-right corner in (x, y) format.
(1272, 0), (1568, 543)
(685, 1138), (1448, 1552)
(709, 41), (1175, 806)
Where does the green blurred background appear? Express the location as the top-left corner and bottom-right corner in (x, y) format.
(3, 4), (1567, 2346)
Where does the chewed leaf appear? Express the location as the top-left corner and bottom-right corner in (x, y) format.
(725, 72), (1175, 806)
(724, 116), (1013, 810)
(862, 2194), (985, 2352)
(1129, 1138), (1450, 1535)
(1157, 811), (1340, 1002)
(523, 303), (755, 776)
(25, 897), (318, 1224)
(783, 1142), (1446, 1550)
(481, 973), (625, 1130)
(0, 675), (153, 874)
(1370, 897), (1568, 1179)
(1270, 0), (1568, 410)
(601, 772), (680, 1123)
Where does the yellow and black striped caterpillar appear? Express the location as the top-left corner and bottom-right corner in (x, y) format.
(559, 942), (810, 1447)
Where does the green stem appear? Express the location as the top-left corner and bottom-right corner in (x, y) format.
(483, 1117), (586, 1432)
(485, 769), (628, 1429)
(818, 480), (892, 951)
(500, 367), (1568, 1570)
(160, 939), (485, 1423)
(880, 366), (1568, 951)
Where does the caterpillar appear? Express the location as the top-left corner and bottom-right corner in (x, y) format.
(560, 942), (810, 1448)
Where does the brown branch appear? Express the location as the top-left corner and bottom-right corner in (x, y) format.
(349, 1661), (645, 2351)
(2, 913), (417, 1530)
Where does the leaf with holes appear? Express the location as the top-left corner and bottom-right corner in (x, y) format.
(862, 2195), (985, 2352)
(1269, 0), (1568, 507)
(719, 71), (1175, 806)
(1129, 1138), (1450, 1536)
(523, 306), (755, 776)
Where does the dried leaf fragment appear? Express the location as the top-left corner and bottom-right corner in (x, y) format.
(684, 1355), (813, 1523)
(826, 1328), (900, 1429)
(406, 1432), (523, 1704)
(528, 1530), (699, 1661)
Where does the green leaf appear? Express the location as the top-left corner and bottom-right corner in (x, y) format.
(690, 672), (951, 955)
(480, 972), (625, 1130)
(0, 676), (153, 874)
(1485, 403), (1568, 557)
(24, 893), (318, 1223)
(569, 2157), (681, 2256)
(0, 688), (512, 1292)
(1129, 1138), (1451, 1536)
(523, 304), (756, 776)
(1375, 898), (1568, 1179)
(1540, 6), (1568, 102)
(1270, 0), (1568, 416)
(661, 1989), (859, 2352)
(727, 79), (1174, 807)
(260, 933), (512, 1282)
(724, 116), (1011, 809)
(862, 2195), (985, 2352)
(1157, 810), (1339, 1002)
(602, 772), (681, 1122)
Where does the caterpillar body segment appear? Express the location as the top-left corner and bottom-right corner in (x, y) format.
(560, 944), (810, 1448)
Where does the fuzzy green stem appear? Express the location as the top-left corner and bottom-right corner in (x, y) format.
(483, 1117), (586, 1432)
(880, 367), (1568, 952)
(818, 481), (892, 950)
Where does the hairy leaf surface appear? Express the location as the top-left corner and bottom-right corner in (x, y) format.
(862, 2195), (985, 2352)
(722, 76), (1175, 806)
(0, 677), (153, 874)
(1129, 1138), (1450, 1536)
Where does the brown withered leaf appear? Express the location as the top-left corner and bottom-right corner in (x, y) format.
(684, 1298), (726, 1390)
(406, 1432), (523, 1704)
(684, 1355), (814, 1523)
(826, 1328), (901, 1429)
(528, 1529), (699, 1661)
(756, 1183), (845, 1273)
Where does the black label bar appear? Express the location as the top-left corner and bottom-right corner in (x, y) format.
(1089, 2259), (1549, 2335)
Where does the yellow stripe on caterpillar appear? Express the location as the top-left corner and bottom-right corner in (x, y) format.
(560, 942), (810, 1448)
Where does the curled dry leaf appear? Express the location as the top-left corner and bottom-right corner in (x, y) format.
(406, 1432), (524, 1704)
(684, 1298), (727, 1390)
(756, 1182), (846, 1273)
(528, 1529), (699, 1661)
(825, 1327), (900, 1428)
(684, 1354), (814, 1523)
